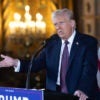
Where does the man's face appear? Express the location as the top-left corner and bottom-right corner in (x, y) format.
(52, 15), (74, 40)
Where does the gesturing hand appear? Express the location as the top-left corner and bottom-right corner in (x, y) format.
(0, 54), (18, 68)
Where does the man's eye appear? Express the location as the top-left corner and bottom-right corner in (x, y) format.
(54, 23), (57, 26)
(54, 23), (58, 26)
(60, 22), (64, 24)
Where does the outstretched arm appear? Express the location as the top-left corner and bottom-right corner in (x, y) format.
(0, 54), (18, 68)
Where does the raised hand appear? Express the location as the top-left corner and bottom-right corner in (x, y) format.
(0, 54), (18, 68)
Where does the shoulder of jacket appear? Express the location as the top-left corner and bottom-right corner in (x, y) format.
(76, 31), (98, 43)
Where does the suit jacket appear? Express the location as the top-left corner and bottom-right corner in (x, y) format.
(20, 30), (98, 99)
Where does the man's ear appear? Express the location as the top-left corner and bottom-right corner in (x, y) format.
(71, 20), (76, 27)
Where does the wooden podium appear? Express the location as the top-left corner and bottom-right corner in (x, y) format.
(44, 90), (79, 100)
(0, 87), (79, 100)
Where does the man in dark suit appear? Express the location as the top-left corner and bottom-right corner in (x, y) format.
(0, 8), (98, 100)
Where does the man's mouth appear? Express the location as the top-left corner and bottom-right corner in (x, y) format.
(58, 30), (63, 35)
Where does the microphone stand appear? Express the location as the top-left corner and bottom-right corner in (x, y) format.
(25, 54), (34, 89)
(25, 41), (46, 89)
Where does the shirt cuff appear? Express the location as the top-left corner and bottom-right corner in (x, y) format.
(14, 60), (20, 72)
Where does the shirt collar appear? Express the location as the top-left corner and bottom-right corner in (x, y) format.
(61, 30), (76, 45)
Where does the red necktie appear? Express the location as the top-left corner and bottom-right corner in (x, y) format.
(60, 40), (69, 93)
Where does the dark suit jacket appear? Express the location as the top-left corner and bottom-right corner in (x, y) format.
(20, 30), (98, 99)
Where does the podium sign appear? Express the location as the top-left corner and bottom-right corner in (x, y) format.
(0, 87), (43, 100)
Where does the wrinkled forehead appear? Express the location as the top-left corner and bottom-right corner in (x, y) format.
(52, 12), (70, 19)
(52, 13), (70, 23)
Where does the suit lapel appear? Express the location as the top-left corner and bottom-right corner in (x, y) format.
(68, 32), (80, 68)
(52, 37), (62, 76)
(55, 40), (62, 71)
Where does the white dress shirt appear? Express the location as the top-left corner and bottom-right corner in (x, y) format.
(56, 30), (76, 85)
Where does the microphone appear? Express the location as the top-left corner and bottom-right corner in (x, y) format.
(25, 40), (48, 89)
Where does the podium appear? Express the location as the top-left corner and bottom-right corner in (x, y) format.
(0, 87), (79, 100)
(44, 90), (79, 100)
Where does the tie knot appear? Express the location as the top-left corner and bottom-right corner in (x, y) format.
(65, 40), (69, 45)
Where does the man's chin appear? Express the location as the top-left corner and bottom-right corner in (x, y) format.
(58, 34), (65, 39)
